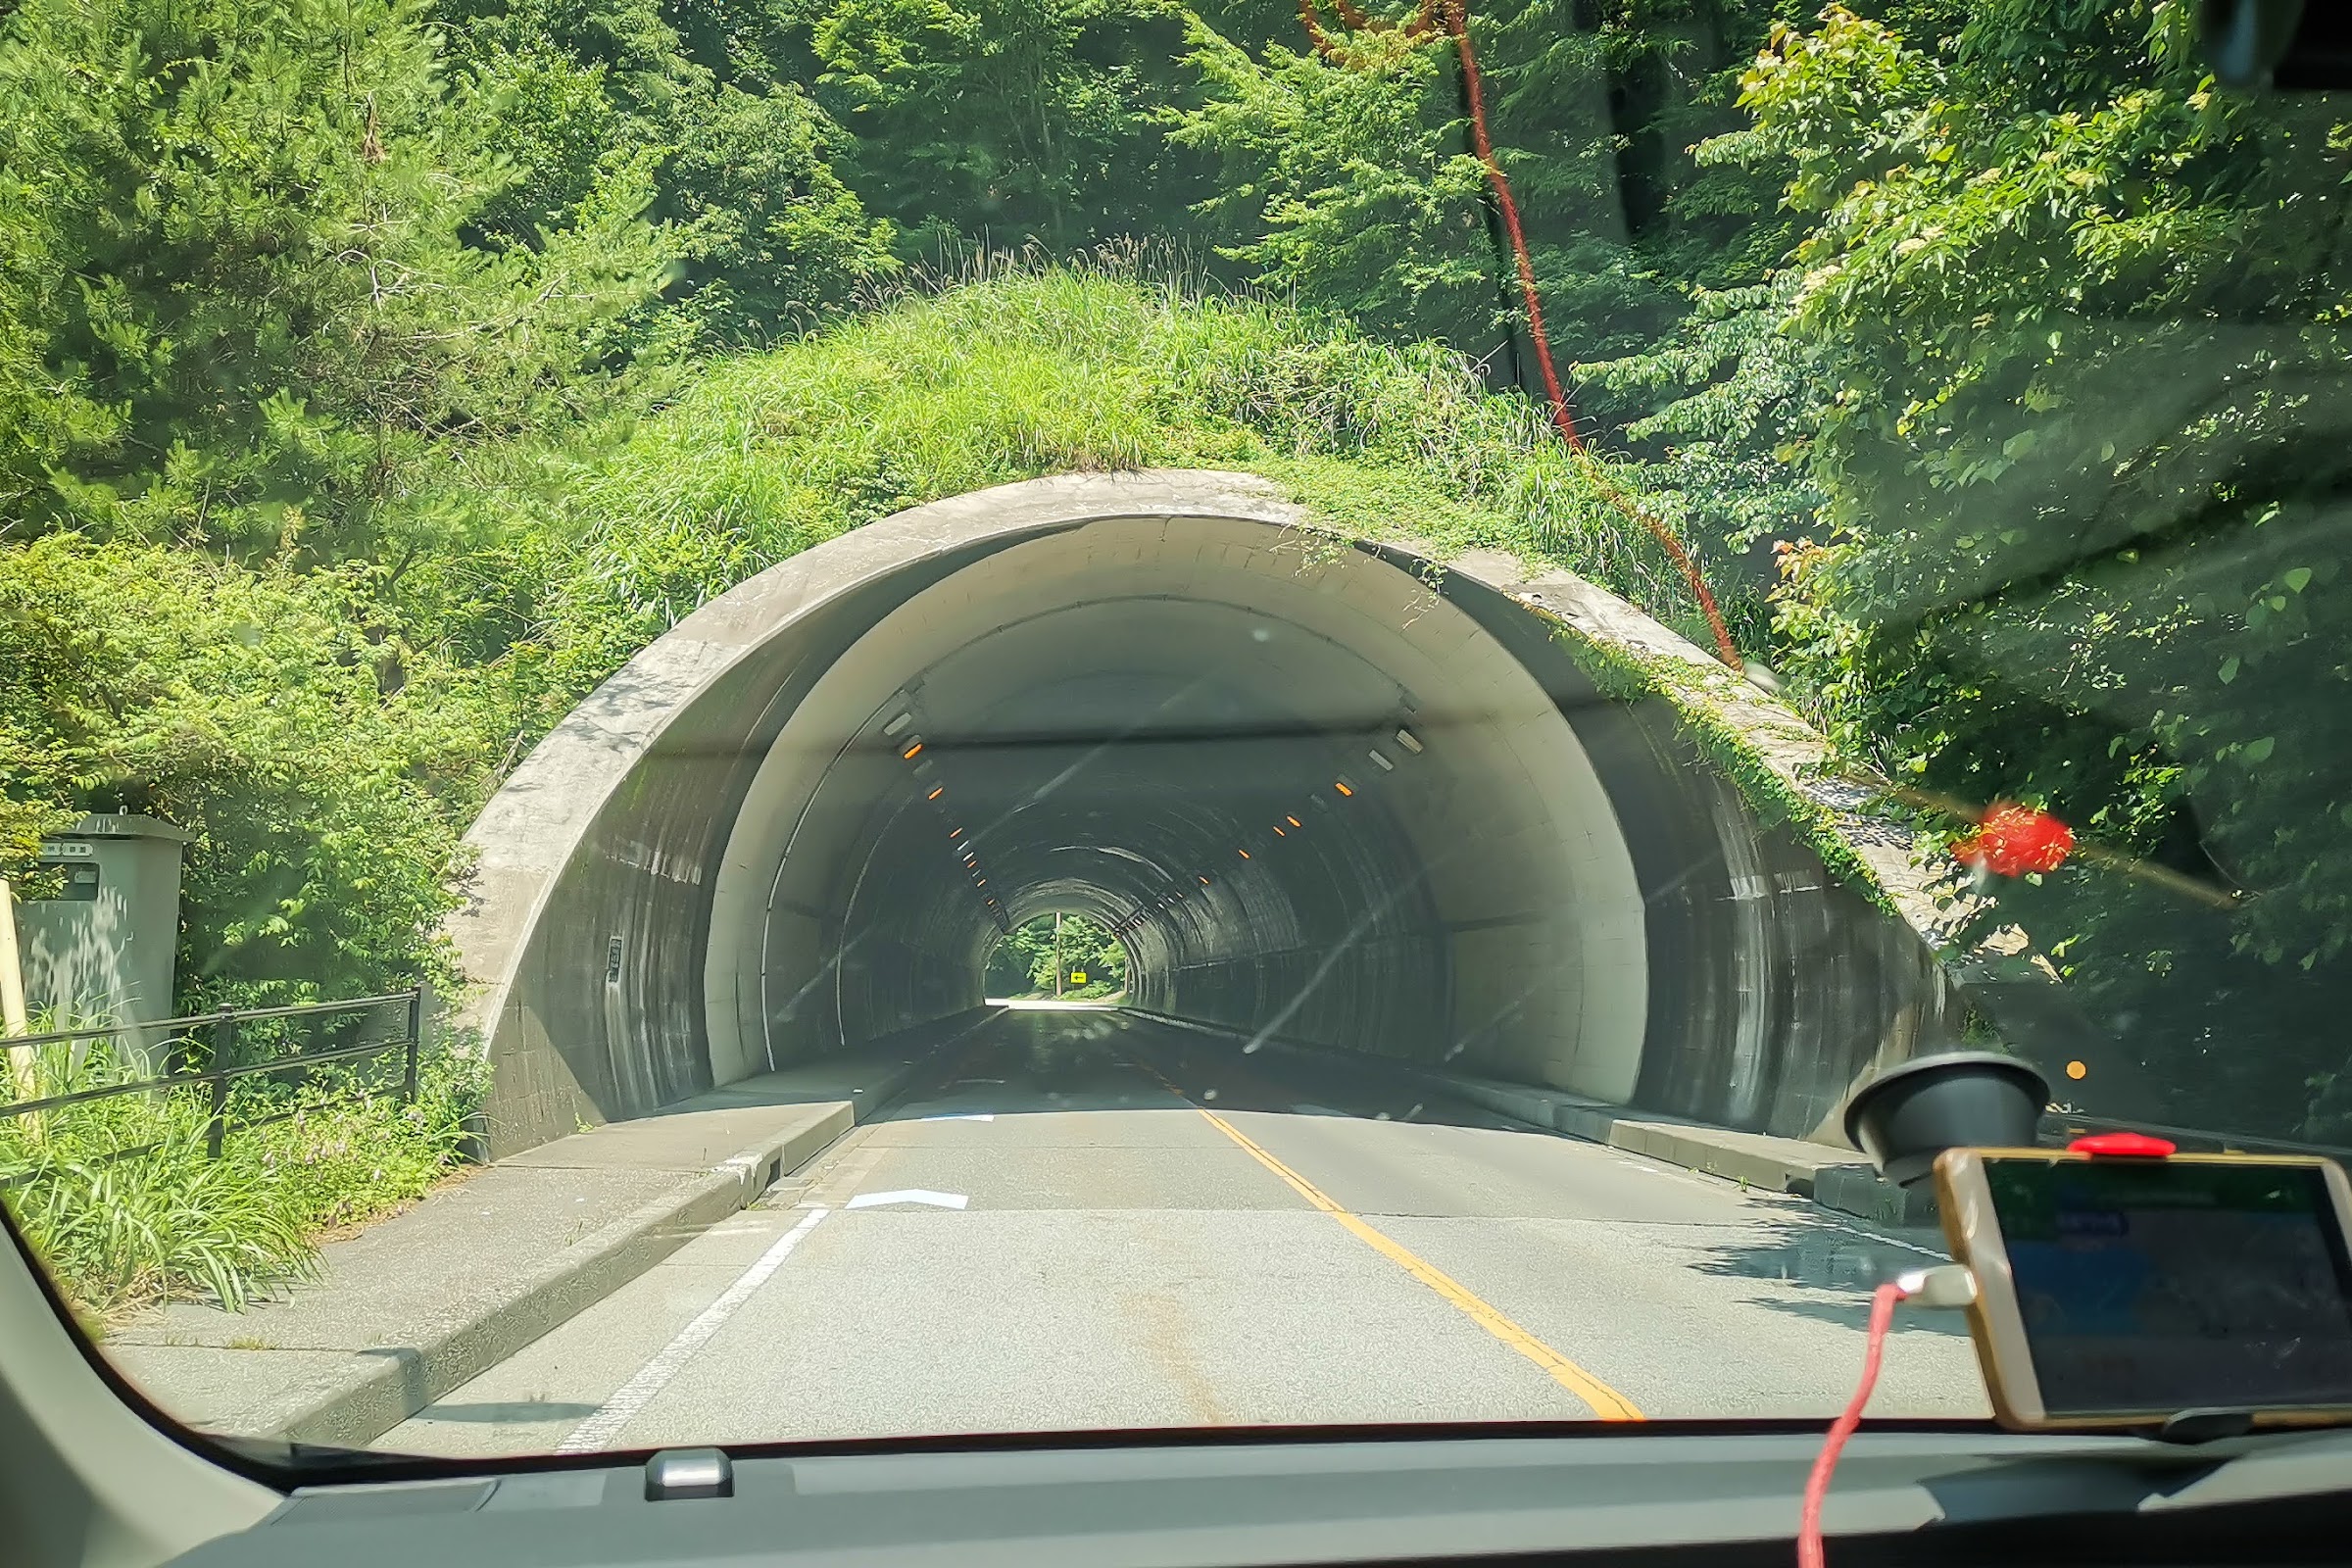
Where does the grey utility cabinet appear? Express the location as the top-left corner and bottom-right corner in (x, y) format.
(20, 813), (191, 1061)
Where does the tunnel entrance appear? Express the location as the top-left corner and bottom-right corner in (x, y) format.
(453, 472), (1960, 1157)
(702, 503), (1646, 1108)
(984, 913), (1128, 1002)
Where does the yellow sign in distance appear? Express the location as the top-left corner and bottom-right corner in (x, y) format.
(1069, 971), (1088, 985)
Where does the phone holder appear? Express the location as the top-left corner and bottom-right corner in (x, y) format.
(1841, 1052), (2050, 1189)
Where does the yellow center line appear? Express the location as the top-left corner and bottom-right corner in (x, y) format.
(1132, 1054), (1643, 1422)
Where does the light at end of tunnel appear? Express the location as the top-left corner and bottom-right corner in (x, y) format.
(2066, 1059), (2088, 1081)
(1334, 779), (1354, 798)
(927, 786), (945, 801)
(903, 741), (924, 760)
(1396, 727), (1424, 754)
(1237, 849), (1250, 859)
(1369, 749), (1394, 771)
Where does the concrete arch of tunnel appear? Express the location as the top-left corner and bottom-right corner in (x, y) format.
(450, 471), (1963, 1158)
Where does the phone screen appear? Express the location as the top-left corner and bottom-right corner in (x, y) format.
(1985, 1158), (2352, 1416)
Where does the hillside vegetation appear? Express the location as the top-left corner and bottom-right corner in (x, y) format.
(3, 0), (2351, 1142)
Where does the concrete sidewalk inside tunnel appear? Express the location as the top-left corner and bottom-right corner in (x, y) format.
(446, 470), (1969, 1159)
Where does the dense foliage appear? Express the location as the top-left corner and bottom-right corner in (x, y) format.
(986, 912), (1128, 998)
(5, 0), (2351, 1140)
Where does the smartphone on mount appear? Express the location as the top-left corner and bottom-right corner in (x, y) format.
(1936, 1147), (2352, 1432)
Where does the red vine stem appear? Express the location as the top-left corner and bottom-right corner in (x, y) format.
(1293, 0), (1745, 669)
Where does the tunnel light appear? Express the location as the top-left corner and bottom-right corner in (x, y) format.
(1395, 727), (1424, 755)
(902, 740), (924, 760)
(1286, 815), (1300, 828)
(949, 826), (962, 839)
(884, 712), (914, 738)
(1334, 779), (1354, 797)
(1237, 849), (1250, 859)
(926, 786), (945, 801)
(1198, 874), (1210, 885)
(1272, 825), (1286, 837)
(1368, 749), (1394, 771)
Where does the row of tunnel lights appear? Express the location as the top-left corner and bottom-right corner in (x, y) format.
(881, 710), (1427, 943)
(880, 710), (1012, 934)
(1098, 724), (1426, 945)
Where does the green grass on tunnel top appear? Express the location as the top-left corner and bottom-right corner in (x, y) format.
(537, 264), (1738, 679)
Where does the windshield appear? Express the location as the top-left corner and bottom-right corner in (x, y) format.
(1, 0), (2346, 1461)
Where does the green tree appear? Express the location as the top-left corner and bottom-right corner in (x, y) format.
(0, 534), (516, 1006)
(1736, 3), (2352, 1132)
(802, 0), (1203, 254)
(440, 0), (900, 339)
(986, 911), (1126, 996)
(0, 0), (672, 560)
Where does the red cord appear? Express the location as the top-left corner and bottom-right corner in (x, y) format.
(1798, 1279), (1910, 1568)
(1291, 0), (1745, 670)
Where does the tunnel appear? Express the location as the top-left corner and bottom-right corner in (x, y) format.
(450, 471), (1965, 1157)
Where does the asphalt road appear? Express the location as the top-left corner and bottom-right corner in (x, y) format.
(377, 1007), (1988, 1456)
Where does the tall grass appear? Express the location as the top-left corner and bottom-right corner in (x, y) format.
(0, 1015), (483, 1324)
(527, 255), (1732, 680)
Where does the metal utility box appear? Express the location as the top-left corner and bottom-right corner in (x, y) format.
(19, 814), (191, 1052)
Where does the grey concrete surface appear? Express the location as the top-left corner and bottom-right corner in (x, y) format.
(106, 1073), (879, 1447)
(450, 470), (1983, 1161)
(377, 1009), (1984, 1458)
(1126, 1005), (1932, 1225)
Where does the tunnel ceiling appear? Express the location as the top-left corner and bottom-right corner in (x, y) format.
(453, 471), (1966, 1159)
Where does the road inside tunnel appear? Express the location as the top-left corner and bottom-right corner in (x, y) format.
(380, 1004), (1987, 1454)
(455, 472), (1959, 1159)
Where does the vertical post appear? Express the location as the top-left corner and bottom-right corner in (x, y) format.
(208, 1004), (234, 1160)
(0, 877), (32, 1102)
(1054, 911), (1063, 1000)
(403, 987), (421, 1104)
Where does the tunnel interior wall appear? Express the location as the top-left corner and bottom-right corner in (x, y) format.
(1424, 562), (1966, 1141)
(456, 473), (1966, 1157)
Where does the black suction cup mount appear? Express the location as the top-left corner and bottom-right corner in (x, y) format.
(1841, 1052), (2051, 1189)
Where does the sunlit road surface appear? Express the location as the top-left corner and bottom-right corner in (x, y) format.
(379, 1010), (1988, 1455)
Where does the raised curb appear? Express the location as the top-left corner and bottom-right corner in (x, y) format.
(122, 1039), (956, 1449)
(220, 1102), (853, 1448)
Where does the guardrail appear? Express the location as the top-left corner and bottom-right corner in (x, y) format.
(0, 989), (425, 1169)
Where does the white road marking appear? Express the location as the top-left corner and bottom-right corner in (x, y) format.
(846, 1189), (969, 1210)
(554, 1205), (830, 1453)
(1818, 1215), (1946, 1259)
(920, 1112), (996, 1122)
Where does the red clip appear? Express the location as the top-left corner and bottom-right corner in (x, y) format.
(2069, 1132), (2177, 1158)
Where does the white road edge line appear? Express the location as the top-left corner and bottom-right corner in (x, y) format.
(554, 1205), (832, 1454)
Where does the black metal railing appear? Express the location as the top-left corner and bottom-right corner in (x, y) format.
(0, 989), (424, 1170)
